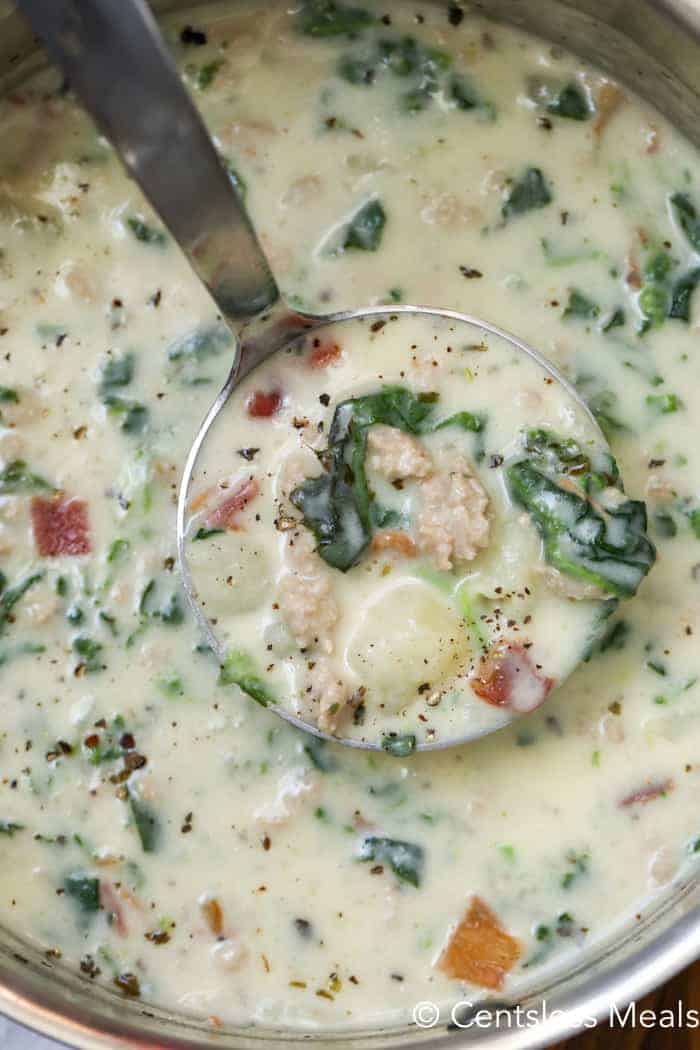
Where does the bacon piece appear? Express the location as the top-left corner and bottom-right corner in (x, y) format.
(438, 896), (521, 990)
(620, 778), (674, 808)
(206, 478), (259, 531)
(200, 896), (224, 937)
(99, 882), (128, 936)
(246, 389), (282, 418)
(31, 496), (90, 557)
(472, 643), (554, 713)
(592, 82), (625, 141)
(308, 340), (341, 369)
(371, 530), (417, 557)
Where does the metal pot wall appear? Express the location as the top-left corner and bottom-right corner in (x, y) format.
(1, 1), (700, 1047)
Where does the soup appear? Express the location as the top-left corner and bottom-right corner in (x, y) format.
(0, 0), (697, 1030)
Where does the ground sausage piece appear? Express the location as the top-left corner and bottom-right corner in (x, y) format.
(277, 528), (338, 653)
(416, 456), (490, 570)
(366, 425), (432, 482)
(304, 656), (352, 732)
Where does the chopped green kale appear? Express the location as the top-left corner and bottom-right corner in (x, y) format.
(64, 872), (100, 914)
(563, 289), (599, 321)
(127, 217), (167, 246)
(341, 198), (386, 252)
(219, 648), (275, 706)
(358, 835), (424, 886)
(0, 460), (53, 494)
(546, 82), (590, 120)
(298, 0), (374, 37)
(129, 791), (161, 853)
(506, 428), (655, 598)
(671, 191), (700, 253)
(501, 167), (552, 222)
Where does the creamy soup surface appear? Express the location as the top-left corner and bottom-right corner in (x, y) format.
(0, 0), (698, 1030)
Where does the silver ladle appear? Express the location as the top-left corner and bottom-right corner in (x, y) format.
(20, 0), (602, 751)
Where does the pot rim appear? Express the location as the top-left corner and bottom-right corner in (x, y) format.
(1, 1), (700, 1047)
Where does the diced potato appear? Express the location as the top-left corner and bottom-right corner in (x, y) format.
(346, 582), (468, 712)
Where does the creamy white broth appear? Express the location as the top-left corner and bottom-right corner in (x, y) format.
(0, 0), (699, 1030)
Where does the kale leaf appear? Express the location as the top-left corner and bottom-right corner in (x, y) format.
(0, 460), (53, 494)
(506, 431), (655, 598)
(671, 191), (700, 253)
(358, 835), (425, 886)
(669, 267), (700, 322)
(502, 167), (552, 222)
(127, 217), (166, 246)
(219, 648), (275, 706)
(129, 790), (161, 853)
(546, 82), (590, 120)
(341, 198), (387, 251)
(298, 0), (374, 37)
(563, 289), (599, 321)
(64, 872), (100, 914)
(0, 571), (44, 636)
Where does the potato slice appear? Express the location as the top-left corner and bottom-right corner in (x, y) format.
(438, 896), (521, 990)
(188, 535), (270, 617)
(346, 581), (468, 712)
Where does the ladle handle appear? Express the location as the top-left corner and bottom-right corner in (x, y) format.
(18, 0), (279, 325)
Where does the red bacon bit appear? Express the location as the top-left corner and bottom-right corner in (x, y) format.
(438, 896), (521, 990)
(620, 778), (674, 809)
(206, 477), (260, 531)
(31, 496), (91, 557)
(308, 340), (341, 369)
(472, 643), (554, 713)
(200, 897), (224, 938)
(99, 883), (128, 937)
(246, 389), (283, 418)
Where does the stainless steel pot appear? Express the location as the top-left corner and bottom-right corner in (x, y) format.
(1, 0), (700, 1046)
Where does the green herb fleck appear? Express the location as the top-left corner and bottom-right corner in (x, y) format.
(127, 217), (167, 246)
